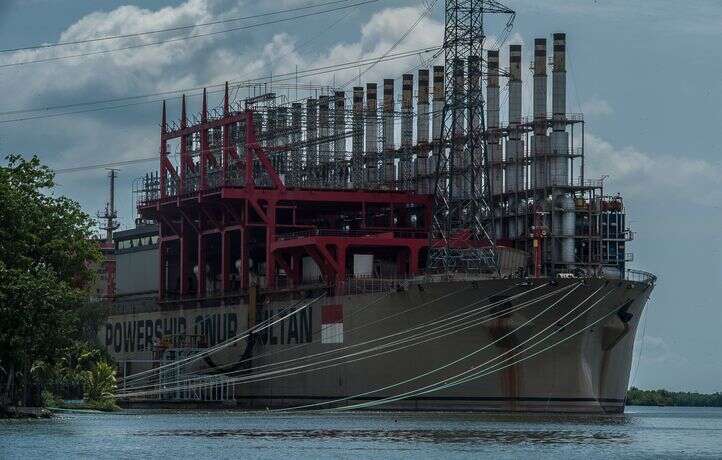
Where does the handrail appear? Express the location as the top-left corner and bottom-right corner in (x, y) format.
(626, 269), (657, 285)
(275, 228), (428, 241)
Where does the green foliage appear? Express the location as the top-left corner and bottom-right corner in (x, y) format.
(40, 389), (63, 409)
(86, 398), (120, 412)
(0, 155), (100, 284)
(30, 342), (116, 408)
(627, 387), (722, 407)
(0, 155), (102, 406)
(83, 361), (117, 404)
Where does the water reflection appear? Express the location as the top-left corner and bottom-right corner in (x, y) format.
(142, 428), (631, 445)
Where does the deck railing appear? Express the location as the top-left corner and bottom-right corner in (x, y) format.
(275, 228), (428, 241)
(626, 269), (657, 285)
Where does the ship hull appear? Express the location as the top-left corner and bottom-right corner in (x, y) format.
(105, 277), (653, 414)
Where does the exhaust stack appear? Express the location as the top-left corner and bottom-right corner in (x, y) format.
(430, 66), (444, 180)
(318, 95), (331, 183)
(451, 58), (465, 199)
(352, 87), (364, 187)
(551, 32), (569, 187)
(504, 44), (524, 239)
(291, 103), (302, 184)
(468, 55), (481, 199)
(487, 50), (502, 198)
(552, 33), (574, 265)
(365, 83), (378, 185)
(383, 79), (395, 187)
(334, 91), (346, 185)
(306, 98), (318, 179)
(531, 38), (549, 190)
(276, 106), (287, 176)
(416, 69), (430, 193)
(400, 74), (413, 189)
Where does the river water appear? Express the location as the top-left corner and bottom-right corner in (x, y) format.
(1, 406), (721, 459)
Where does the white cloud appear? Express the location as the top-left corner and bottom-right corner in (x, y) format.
(12, 0), (717, 229)
(635, 335), (687, 366)
(0, 0), (224, 109)
(0, 1), (453, 228)
(584, 133), (722, 207)
(304, 6), (444, 85)
(581, 95), (613, 116)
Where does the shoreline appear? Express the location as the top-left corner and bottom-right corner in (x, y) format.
(0, 406), (52, 419)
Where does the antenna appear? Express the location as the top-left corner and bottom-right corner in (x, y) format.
(97, 168), (120, 243)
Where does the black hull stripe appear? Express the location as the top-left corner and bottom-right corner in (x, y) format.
(230, 395), (625, 404)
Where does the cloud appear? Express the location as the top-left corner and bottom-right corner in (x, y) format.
(635, 335), (687, 366)
(0, 1), (451, 230)
(584, 133), (722, 207)
(11, 0), (715, 232)
(304, 5), (444, 85)
(0, 0), (227, 115)
(581, 95), (613, 116)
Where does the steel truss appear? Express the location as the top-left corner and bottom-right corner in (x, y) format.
(428, 0), (514, 273)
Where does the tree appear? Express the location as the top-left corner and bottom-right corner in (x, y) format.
(83, 361), (117, 404)
(0, 155), (101, 406)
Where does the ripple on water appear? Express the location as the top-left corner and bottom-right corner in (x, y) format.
(140, 428), (631, 445)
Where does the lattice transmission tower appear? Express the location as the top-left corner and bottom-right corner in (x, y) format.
(428, 0), (515, 273)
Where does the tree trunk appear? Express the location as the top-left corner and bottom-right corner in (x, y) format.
(1, 363), (14, 406)
(22, 363), (30, 407)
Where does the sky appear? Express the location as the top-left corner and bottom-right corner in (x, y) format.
(0, 0), (720, 392)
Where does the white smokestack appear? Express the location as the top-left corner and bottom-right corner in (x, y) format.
(352, 87), (364, 187)
(383, 79), (395, 187)
(551, 32), (569, 187)
(416, 69), (430, 193)
(400, 74), (413, 189)
(531, 38), (549, 190)
(487, 50), (502, 197)
(430, 66), (444, 180)
(365, 83), (378, 185)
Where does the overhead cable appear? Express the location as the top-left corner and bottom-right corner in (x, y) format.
(0, 0), (360, 54)
(0, 0), (379, 69)
(1, 46), (439, 124)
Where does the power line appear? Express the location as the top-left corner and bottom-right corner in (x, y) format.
(0, 47), (439, 124)
(0, 81), (329, 117)
(54, 157), (160, 174)
(341, 0), (439, 88)
(231, 6), (358, 103)
(0, 0), (379, 69)
(0, 0), (358, 54)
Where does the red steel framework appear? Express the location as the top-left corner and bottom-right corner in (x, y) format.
(139, 84), (434, 303)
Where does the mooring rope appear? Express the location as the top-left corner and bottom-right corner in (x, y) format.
(191, 288), (401, 376)
(118, 288), (556, 397)
(118, 293), (326, 385)
(356, 287), (627, 410)
(117, 284), (482, 393)
(452, 293), (630, 388)
(325, 283), (615, 411)
(117, 283), (562, 398)
(430, 289), (616, 391)
(275, 282), (585, 411)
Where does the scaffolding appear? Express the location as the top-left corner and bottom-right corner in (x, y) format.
(134, 26), (635, 308)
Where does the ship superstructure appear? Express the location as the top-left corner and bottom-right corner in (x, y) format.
(133, 34), (628, 299)
(104, 1), (655, 413)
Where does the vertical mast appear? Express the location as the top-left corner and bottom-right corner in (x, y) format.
(98, 168), (119, 243)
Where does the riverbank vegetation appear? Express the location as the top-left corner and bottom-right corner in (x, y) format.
(0, 155), (117, 413)
(627, 387), (722, 407)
